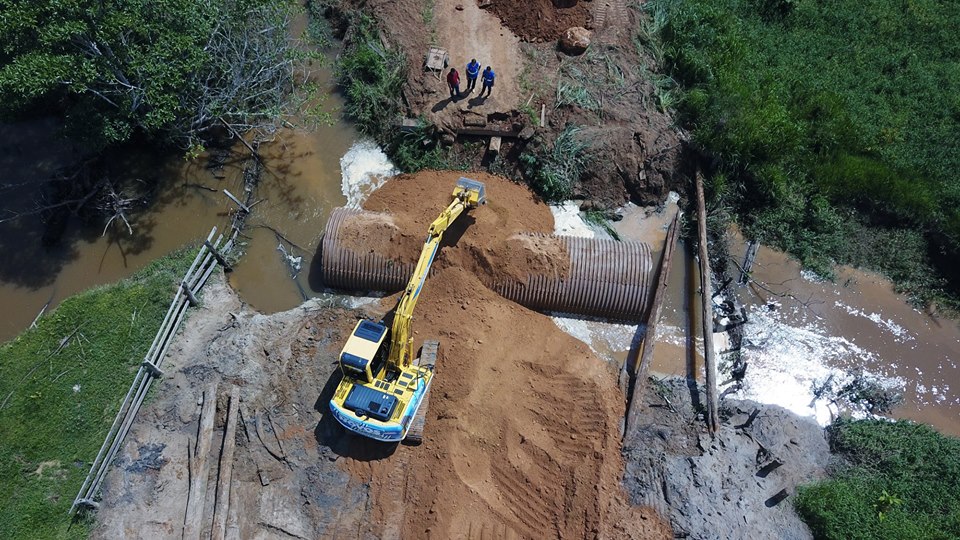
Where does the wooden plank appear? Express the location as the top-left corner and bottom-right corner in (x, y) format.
(223, 189), (250, 213)
(204, 240), (232, 270)
(181, 281), (199, 307)
(183, 382), (218, 540)
(488, 136), (502, 155)
(739, 241), (760, 284)
(695, 171), (720, 433)
(225, 475), (241, 540)
(454, 127), (520, 138)
(624, 210), (681, 440)
(211, 386), (240, 540)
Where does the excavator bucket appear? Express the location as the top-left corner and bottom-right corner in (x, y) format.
(454, 177), (486, 207)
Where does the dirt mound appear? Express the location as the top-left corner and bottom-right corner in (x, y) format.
(352, 266), (670, 538)
(338, 171), (570, 284)
(332, 170), (668, 537)
(484, 0), (592, 42)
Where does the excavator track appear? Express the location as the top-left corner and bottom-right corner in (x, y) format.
(404, 340), (439, 445)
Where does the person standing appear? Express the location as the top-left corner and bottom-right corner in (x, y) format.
(465, 59), (481, 92)
(479, 66), (495, 98)
(446, 67), (461, 99)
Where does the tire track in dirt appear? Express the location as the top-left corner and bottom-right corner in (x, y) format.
(592, 0), (630, 42)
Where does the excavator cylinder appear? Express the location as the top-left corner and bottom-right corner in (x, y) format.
(320, 208), (654, 321)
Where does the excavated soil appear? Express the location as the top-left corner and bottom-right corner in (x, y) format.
(335, 171), (669, 537)
(337, 171), (571, 284)
(484, 0), (592, 42)
(348, 266), (670, 539)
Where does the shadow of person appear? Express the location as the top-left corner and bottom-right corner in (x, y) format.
(467, 96), (487, 108)
(431, 96), (456, 112)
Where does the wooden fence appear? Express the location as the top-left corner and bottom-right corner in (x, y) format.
(70, 226), (237, 514)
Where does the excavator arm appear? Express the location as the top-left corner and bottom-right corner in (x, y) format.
(387, 193), (472, 371)
(329, 178), (485, 442)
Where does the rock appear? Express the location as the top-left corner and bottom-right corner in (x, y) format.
(519, 126), (536, 141)
(559, 27), (591, 56)
(440, 132), (456, 146)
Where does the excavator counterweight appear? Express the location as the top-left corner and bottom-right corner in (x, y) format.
(329, 178), (485, 443)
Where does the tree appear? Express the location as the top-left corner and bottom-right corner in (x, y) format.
(0, 0), (306, 152)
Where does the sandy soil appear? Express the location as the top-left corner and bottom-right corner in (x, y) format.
(339, 170), (667, 538)
(337, 171), (570, 284)
(338, 0), (686, 208)
(431, 0), (523, 116)
(349, 264), (669, 539)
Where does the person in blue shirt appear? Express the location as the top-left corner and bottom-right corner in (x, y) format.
(479, 66), (495, 98)
(465, 59), (481, 92)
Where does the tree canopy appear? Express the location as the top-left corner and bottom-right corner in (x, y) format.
(0, 0), (301, 151)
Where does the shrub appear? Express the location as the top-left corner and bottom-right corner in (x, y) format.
(520, 125), (591, 202)
(795, 419), (960, 540)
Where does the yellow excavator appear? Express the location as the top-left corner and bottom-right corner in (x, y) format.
(329, 178), (486, 443)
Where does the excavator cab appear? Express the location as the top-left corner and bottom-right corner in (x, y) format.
(338, 320), (389, 383)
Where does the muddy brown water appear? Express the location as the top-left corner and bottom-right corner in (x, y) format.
(578, 203), (959, 437)
(0, 72), (355, 344)
(728, 233), (960, 436)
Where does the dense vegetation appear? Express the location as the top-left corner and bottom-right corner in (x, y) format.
(0, 0), (305, 153)
(328, 10), (464, 172)
(0, 248), (195, 538)
(644, 0), (960, 306)
(796, 419), (960, 539)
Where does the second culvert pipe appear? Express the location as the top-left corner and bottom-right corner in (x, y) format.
(320, 208), (653, 321)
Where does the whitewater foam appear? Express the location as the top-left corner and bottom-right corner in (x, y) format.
(734, 305), (906, 425)
(340, 140), (397, 208)
(550, 202), (597, 238)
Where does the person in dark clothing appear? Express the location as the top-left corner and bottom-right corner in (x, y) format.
(479, 66), (495, 98)
(446, 68), (461, 98)
(465, 59), (481, 92)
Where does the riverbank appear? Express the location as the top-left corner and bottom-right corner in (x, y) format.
(0, 247), (195, 539)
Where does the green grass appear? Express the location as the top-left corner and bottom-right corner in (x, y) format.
(0, 247), (196, 539)
(583, 210), (622, 240)
(520, 124), (592, 202)
(795, 419), (960, 539)
(645, 0), (960, 307)
(335, 14), (406, 141)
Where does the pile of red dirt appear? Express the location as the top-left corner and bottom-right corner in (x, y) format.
(338, 170), (671, 538)
(483, 0), (591, 42)
(339, 171), (571, 284)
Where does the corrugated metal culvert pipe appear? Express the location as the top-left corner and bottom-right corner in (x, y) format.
(320, 208), (653, 321)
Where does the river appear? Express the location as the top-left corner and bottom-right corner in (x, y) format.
(0, 51), (367, 343)
(552, 203), (960, 437)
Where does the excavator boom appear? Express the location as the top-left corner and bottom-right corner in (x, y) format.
(329, 178), (485, 442)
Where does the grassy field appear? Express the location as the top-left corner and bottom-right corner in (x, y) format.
(644, 0), (960, 307)
(795, 419), (960, 539)
(0, 247), (195, 539)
